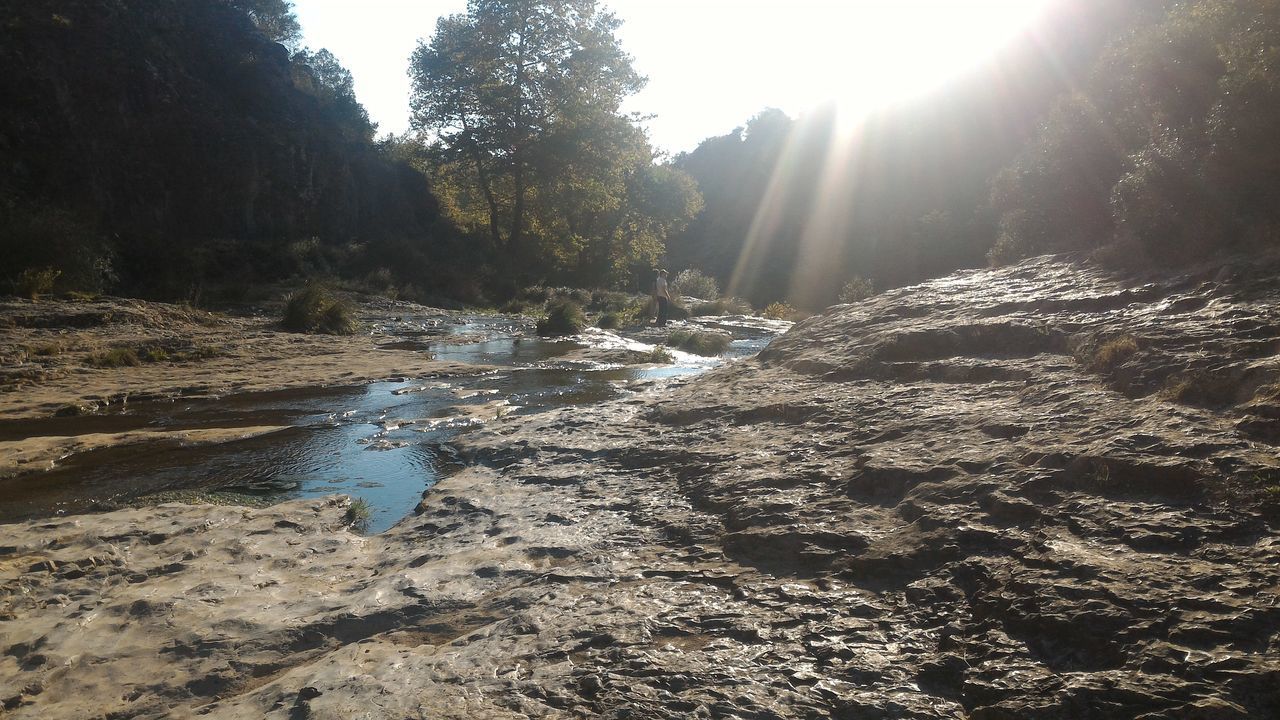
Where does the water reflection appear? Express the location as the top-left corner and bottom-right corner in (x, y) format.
(0, 314), (787, 532)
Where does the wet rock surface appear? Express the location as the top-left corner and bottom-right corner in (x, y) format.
(4, 255), (1280, 718)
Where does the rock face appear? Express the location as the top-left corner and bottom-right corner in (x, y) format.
(3, 255), (1280, 718)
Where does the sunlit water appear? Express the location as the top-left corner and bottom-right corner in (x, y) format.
(0, 314), (784, 532)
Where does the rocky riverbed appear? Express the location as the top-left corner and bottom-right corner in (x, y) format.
(3, 255), (1280, 718)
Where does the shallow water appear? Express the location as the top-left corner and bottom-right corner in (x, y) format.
(0, 314), (784, 532)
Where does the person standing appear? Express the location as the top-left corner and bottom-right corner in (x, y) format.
(654, 269), (671, 327)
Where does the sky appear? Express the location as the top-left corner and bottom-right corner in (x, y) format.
(291, 0), (1051, 155)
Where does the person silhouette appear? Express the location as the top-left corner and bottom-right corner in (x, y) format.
(653, 269), (671, 327)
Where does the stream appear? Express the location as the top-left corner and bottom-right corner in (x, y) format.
(0, 312), (788, 532)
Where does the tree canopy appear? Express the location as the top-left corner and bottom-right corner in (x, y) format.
(991, 0), (1280, 267)
(0, 0), (461, 300)
(409, 0), (698, 289)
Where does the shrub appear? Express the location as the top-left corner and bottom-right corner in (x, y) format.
(645, 346), (674, 363)
(16, 267), (60, 300)
(589, 289), (636, 313)
(667, 329), (731, 356)
(838, 276), (875, 303)
(87, 347), (141, 368)
(344, 498), (372, 530)
(596, 311), (622, 329)
(282, 284), (358, 334)
(691, 297), (752, 316)
(140, 346), (170, 363)
(763, 302), (805, 321)
(27, 342), (63, 357)
(536, 299), (586, 336)
(672, 269), (719, 300)
(1163, 371), (1241, 408)
(1086, 335), (1139, 373)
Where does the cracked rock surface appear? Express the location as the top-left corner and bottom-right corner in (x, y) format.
(3, 255), (1280, 718)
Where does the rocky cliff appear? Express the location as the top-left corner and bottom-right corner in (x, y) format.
(3, 255), (1279, 719)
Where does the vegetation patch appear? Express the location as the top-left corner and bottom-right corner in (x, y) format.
(644, 346), (674, 363)
(344, 497), (372, 530)
(1163, 371), (1243, 408)
(691, 297), (752, 316)
(763, 302), (806, 321)
(84, 341), (223, 368)
(282, 285), (358, 335)
(86, 347), (142, 368)
(536, 299), (587, 336)
(24, 342), (63, 357)
(839, 276), (876, 303)
(667, 329), (731, 356)
(596, 311), (623, 329)
(134, 489), (274, 510)
(15, 267), (61, 300)
(1085, 335), (1139, 373)
(672, 269), (719, 300)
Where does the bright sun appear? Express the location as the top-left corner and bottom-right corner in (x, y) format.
(615, 0), (1054, 148)
(778, 0), (1052, 115)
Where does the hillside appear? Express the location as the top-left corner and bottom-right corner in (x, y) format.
(2, 254), (1277, 718)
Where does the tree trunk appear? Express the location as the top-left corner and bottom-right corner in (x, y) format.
(508, 13), (530, 264)
(465, 140), (504, 251)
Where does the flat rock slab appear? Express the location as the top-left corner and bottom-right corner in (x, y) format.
(4, 255), (1280, 718)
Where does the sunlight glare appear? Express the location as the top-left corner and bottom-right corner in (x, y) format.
(710, 1), (1051, 121)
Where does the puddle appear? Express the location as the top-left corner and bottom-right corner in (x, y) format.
(0, 313), (787, 532)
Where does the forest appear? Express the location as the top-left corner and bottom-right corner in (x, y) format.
(3, 0), (1279, 308)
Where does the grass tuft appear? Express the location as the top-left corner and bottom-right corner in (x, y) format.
(344, 498), (372, 529)
(86, 346), (141, 368)
(596, 311), (622, 329)
(1163, 371), (1241, 408)
(667, 329), (731, 356)
(645, 346), (674, 363)
(282, 284), (358, 334)
(536, 299), (587, 336)
(762, 302), (808, 321)
(1087, 335), (1139, 373)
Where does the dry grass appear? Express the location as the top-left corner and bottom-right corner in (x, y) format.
(1086, 335), (1139, 373)
(1162, 371), (1242, 408)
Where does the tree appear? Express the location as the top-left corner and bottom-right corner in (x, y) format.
(292, 48), (376, 140)
(409, 0), (645, 276)
(224, 0), (302, 48)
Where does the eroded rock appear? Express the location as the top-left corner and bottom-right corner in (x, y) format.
(3, 254), (1280, 718)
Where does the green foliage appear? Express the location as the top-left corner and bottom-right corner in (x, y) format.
(15, 267), (60, 300)
(282, 285), (358, 335)
(536, 299), (587, 336)
(691, 297), (752, 316)
(344, 497), (372, 530)
(596, 312), (622, 329)
(672, 268), (719, 300)
(666, 329), (731, 356)
(410, 0), (699, 289)
(644, 346), (674, 363)
(0, 0), (459, 301)
(838, 276), (875, 303)
(993, 0), (1280, 266)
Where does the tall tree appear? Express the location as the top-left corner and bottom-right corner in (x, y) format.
(409, 0), (645, 275)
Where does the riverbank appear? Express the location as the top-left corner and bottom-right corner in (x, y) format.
(0, 295), (489, 422)
(4, 254), (1280, 718)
